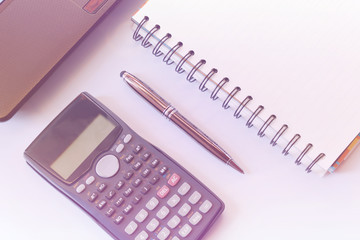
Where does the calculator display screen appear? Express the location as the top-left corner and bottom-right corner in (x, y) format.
(50, 114), (116, 180)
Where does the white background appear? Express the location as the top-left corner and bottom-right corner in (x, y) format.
(1, 0), (360, 239)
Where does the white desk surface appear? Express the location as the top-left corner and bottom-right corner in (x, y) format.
(1, 1), (360, 239)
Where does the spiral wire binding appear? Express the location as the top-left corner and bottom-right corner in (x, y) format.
(133, 16), (326, 173)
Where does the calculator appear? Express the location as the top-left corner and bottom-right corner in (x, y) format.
(24, 92), (224, 240)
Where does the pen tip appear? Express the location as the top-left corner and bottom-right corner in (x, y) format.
(120, 71), (126, 78)
(228, 160), (245, 174)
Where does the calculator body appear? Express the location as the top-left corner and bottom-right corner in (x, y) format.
(25, 92), (224, 240)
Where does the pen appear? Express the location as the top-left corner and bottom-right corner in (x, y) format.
(120, 71), (244, 174)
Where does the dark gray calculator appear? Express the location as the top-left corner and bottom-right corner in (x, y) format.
(25, 92), (224, 240)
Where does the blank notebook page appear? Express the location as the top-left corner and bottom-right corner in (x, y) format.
(132, 0), (360, 175)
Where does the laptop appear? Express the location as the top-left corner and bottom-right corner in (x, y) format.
(0, 0), (118, 121)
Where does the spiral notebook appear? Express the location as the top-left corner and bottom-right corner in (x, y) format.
(130, 0), (360, 176)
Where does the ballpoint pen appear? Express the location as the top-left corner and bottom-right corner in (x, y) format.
(120, 71), (244, 174)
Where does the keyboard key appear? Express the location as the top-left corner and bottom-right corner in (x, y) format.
(146, 197), (159, 211)
(85, 176), (95, 185)
(123, 187), (134, 197)
(178, 182), (191, 195)
(179, 224), (192, 237)
(135, 209), (149, 223)
(88, 192), (98, 202)
(199, 200), (213, 213)
(149, 175), (160, 185)
(167, 194), (180, 208)
(133, 145), (142, 154)
(132, 178), (142, 187)
(189, 191), (201, 204)
(124, 154), (134, 163)
(146, 218), (159, 232)
(141, 184), (151, 195)
(114, 197), (124, 207)
(124, 170), (134, 180)
(158, 227), (170, 240)
(141, 168), (151, 178)
(115, 180), (125, 190)
(178, 203), (191, 217)
(97, 183), (107, 192)
(106, 190), (116, 200)
(114, 215), (124, 225)
(76, 184), (85, 193)
(157, 185), (170, 199)
(135, 230), (148, 240)
(97, 200), (107, 210)
(158, 165), (168, 175)
(116, 143), (124, 153)
(156, 206), (170, 219)
(133, 161), (143, 170)
(150, 159), (160, 168)
(124, 134), (132, 143)
(105, 207), (115, 217)
(189, 211), (202, 225)
(141, 152), (151, 161)
(125, 221), (138, 235)
(132, 194), (142, 205)
(167, 215), (181, 229)
(168, 173), (181, 186)
(123, 204), (133, 215)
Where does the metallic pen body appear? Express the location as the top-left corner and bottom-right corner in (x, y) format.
(120, 71), (244, 174)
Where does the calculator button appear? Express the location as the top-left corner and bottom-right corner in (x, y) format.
(124, 170), (134, 180)
(125, 221), (138, 235)
(157, 185), (170, 199)
(178, 182), (191, 196)
(167, 173), (181, 187)
(116, 143), (124, 153)
(124, 154), (134, 163)
(167, 215), (181, 229)
(115, 180), (125, 190)
(106, 190), (116, 200)
(85, 176), (95, 185)
(189, 211), (203, 225)
(167, 194), (180, 208)
(123, 187), (134, 197)
(149, 175), (160, 185)
(132, 161), (143, 171)
(141, 184), (151, 195)
(105, 207), (115, 217)
(97, 183), (107, 192)
(188, 191), (201, 204)
(124, 134), (132, 143)
(132, 194), (142, 205)
(114, 215), (124, 225)
(172, 237), (180, 240)
(141, 152), (151, 161)
(199, 200), (213, 213)
(179, 224), (192, 238)
(146, 218), (159, 232)
(114, 197), (124, 207)
(76, 184), (85, 193)
(135, 209), (149, 223)
(123, 204), (134, 215)
(88, 192), (98, 202)
(146, 197), (159, 211)
(95, 154), (119, 178)
(178, 203), (191, 217)
(156, 206), (170, 219)
(158, 166), (168, 175)
(97, 200), (107, 210)
(157, 227), (170, 240)
(132, 178), (142, 187)
(133, 145), (142, 154)
(141, 168), (151, 178)
(135, 230), (149, 240)
(150, 159), (160, 168)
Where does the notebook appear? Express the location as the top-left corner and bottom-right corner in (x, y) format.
(130, 0), (360, 176)
(0, 0), (118, 121)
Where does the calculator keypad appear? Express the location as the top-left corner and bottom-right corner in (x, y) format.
(72, 132), (223, 240)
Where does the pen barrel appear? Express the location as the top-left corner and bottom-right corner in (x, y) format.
(169, 111), (232, 163)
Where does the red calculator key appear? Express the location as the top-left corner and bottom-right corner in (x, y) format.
(157, 185), (170, 199)
(168, 173), (181, 187)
